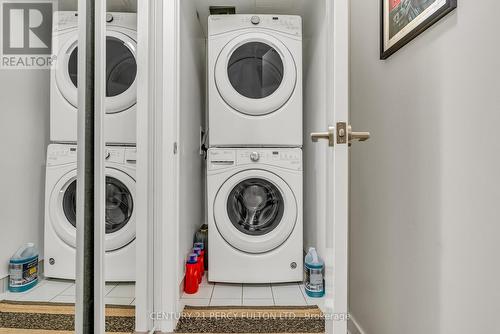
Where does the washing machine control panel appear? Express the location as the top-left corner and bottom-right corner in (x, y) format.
(47, 144), (77, 166)
(47, 144), (136, 166)
(208, 149), (302, 171)
(104, 147), (137, 165)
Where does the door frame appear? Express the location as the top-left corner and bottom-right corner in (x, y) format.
(135, 0), (179, 332)
(328, 0), (350, 333)
(137, 0), (351, 332)
(75, 0), (106, 332)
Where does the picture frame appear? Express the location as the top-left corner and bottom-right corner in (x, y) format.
(380, 0), (457, 59)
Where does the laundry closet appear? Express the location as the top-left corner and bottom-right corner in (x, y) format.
(148, 0), (354, 332)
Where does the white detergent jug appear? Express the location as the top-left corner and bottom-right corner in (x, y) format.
(304, 247), (325, 297)
(9, 243), (39, 292)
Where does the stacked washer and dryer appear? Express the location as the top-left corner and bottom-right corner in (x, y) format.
(207, 15), (304, 283)
(44, 12), (138, 281)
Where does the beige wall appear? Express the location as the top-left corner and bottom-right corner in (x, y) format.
(349, 1), (500, 333)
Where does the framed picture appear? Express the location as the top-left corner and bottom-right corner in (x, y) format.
(380, 0), (457, 59)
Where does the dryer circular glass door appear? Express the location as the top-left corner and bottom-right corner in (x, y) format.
(55, 30), (137, 114)
(215, 32), (297, 116)
(49, 168), (136, 252)
(214, 170), (297, 254)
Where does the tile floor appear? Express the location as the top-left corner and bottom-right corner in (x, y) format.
(0, 275), (326, 311)
(181, 273), (326, 311)
(0, 278), (135, 306)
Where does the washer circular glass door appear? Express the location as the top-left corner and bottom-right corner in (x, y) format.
(215, 32), (297, 116)
(214, 170), (297, 254)
(55, 30), (137, 114)
(49, 168), (136, 252)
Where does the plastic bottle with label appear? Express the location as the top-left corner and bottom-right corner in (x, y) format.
(304, 247), (325, 298)
(184, 253), (200, 294)
(9, 243), (39, 292)
(193, 242), (205, 277)
(194, 225), (208, 270)
(193, 247), (204, 283)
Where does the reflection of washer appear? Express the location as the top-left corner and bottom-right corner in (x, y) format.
(44, 144), (136, 281)
(50, 12), (137, 144)
(207, 148), (303, 283)
(208, 15), (302, 147)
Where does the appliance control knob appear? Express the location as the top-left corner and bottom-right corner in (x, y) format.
(250, 152), (260, 162)
(106, 13), (114, 22)
(251, 16), (260, 25)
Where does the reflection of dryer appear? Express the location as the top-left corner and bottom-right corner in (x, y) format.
(207, 148), (303, 283)
(44, 144), (136, 281)
(208, 15), (303, 147)
(50, 12), (137, 144)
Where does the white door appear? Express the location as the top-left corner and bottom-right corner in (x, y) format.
(215, 34), (297, 115)
(56, 30), (138, 114)
(214, 171), (298, 254)
(310, 1), (370, 333)
(50, 168), (136, 252)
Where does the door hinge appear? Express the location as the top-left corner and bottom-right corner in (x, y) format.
(336, 122), (347, 144)
(173, 142), (178, 154)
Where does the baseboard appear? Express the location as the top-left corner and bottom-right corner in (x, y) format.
(348, 314), (366, 334)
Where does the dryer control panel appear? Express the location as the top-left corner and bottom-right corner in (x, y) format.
(54, 11), (137, 31)
(209, 14), (302, 38)
(208, 148), (302, 171)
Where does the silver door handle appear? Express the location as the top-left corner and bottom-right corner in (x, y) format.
(348, 125), (370, 143)
(311, 126), (335, 147)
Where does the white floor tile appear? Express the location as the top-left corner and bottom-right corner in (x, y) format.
(50, 295), (75, 303)
(105, 297), (134, 305)
(105, 283), (118, 294)
(209, 298), (242, 306)
(2, 291), (26, 301)
(180, 298), (210, 308)
(274, 298), (307, 306)
(181, 285), (213, 299)
(242, 284), (272, 299)
(271, 283), (303, 300)
(242, 298), (274, 306)
(212, 284), (242, 299)
(18, 280), (73, 302)
(60, 283), (117, 296)
(1, 280), (48, 301)
(272, 283), (306, 306)
(106, 283), (135, 298)
(59, 284), (75, 296)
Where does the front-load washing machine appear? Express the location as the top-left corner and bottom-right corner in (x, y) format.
(208, 15), (303, 147)
(44, 144), (136, 281)
(207, 148), (303, 283)
(51, 12), (137, 144)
